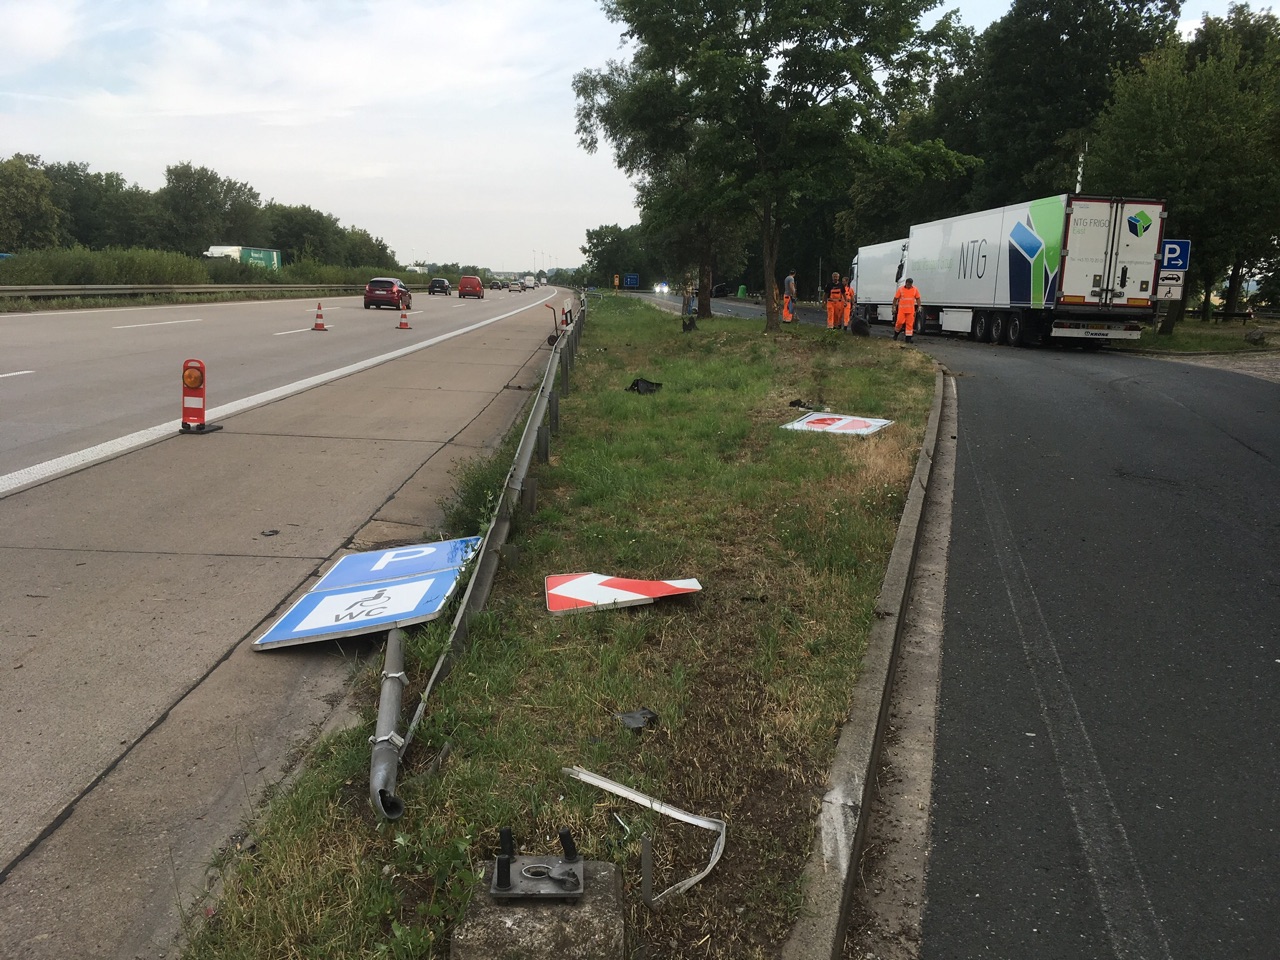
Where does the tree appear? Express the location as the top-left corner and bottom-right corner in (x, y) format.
(0, 154), (61, 250)
(154, 162), (267, 257)
(575, 0), (942, 331)
(264, 203), (345, 265)
(1086, 6), (1280, 326)
(946, 0), (1179, 210)
(42, 162), (161, 249)
(342, 227), (398, 269)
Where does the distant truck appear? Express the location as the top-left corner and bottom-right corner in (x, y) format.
(203, 245), (283, 270)
(525, 275), (536, 290)
(851, 195), (1167, 346)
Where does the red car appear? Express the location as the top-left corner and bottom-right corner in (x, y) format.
(363, 277), (412, 310)
(457, 276), (485, 299)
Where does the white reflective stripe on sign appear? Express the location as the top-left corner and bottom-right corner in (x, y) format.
(183, 397), (204, 408)
(549, 573), (648, 606)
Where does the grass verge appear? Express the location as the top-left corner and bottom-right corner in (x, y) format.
(1111, 316), (1279, 353)
(183, 296), (937, 960)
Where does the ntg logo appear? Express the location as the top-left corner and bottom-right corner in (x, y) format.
(1128, 211), (1154, 237)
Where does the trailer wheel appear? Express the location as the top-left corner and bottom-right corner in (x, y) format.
(1008, 313), (1026, 347)
(975, 311), (993, 343)
(990, 312), (1007, 345)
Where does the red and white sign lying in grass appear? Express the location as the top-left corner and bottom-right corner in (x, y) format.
(545, 573), (702, 614)
(781, 412), (893, 435)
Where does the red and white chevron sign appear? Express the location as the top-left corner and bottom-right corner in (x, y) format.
(545, 573), (702, 614)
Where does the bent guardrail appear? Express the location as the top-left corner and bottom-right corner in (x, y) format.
(369, 294), (586, 819)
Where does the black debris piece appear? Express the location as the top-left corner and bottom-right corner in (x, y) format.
(627, 378), (663, 395)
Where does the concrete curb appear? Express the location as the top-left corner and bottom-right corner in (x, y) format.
(781, 366), (947, 960)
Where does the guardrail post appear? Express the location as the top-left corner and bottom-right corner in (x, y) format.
(536, 424), (550, 464)
(560, 351), (571, 395)
(521, 477), (538, 514)
(549, 391), (560, 436)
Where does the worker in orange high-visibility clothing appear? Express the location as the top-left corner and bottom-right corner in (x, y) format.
(893, 277), (922, 342)
(782, 267), (797, 322)
(842, 275), (854, 330)
(824, 271), (845, 330)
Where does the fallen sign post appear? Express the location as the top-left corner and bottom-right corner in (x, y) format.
(780, 412), (893, 436)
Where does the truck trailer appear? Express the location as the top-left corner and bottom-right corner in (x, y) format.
(851, 195), (1167, 346)
(203, 245), (283, 270)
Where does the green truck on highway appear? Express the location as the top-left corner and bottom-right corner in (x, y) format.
(203, 245), (283, 270)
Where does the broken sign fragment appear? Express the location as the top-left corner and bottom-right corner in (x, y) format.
(563, 765), (725, 906)
(545, 573), (702, 614)
(614, 707), (660, 732)
(781, 412), (893, 436)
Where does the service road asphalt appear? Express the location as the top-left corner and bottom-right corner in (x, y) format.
(642, 291), (1278, 955)
(916, 337), (1279, 959)
(0, 290), (561, 958)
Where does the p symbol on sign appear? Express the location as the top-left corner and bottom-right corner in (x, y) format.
(1161, 240), (1190, 270)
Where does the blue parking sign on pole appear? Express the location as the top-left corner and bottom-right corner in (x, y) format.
(1162, 240), (1190, 270)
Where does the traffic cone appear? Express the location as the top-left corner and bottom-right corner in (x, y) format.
(312, 302), (327, 332)
(397, 310), (411, 330)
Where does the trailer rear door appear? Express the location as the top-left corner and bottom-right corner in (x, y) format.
(1060, 198), (1164, 307)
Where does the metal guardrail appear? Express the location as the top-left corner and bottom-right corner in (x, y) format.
(369, 294), (587, 819)
(0, 284), (359, 298)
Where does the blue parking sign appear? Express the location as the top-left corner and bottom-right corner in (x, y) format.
(254, 567), (466, 650)
(315, 537), (480, 591)
(1161, 240), (1190, 270)
(254, 537), (481, 650)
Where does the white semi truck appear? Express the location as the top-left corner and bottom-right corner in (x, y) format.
(851, 195), (1167, 346)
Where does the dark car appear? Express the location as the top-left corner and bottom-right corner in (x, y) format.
(364, 277), (412, 310)
(489, 280), (502, 290)
(427, 278), (452, 296)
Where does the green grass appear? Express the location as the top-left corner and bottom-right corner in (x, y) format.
(183, 298), (936, 960)
(1112, 316), (1279, 353)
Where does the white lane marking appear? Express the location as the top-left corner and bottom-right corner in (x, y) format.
(113, 318), (204, 329)
(1, 370), (35, 379)
(274, 327), (318, 336)
(964, 430), (1171, 960)
(0, 294), (556, 498)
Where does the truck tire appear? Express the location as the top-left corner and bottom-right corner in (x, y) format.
(1008, 312), (1026, 347)
(975, 311), (993, 343)
(990, 312), (1007, 345)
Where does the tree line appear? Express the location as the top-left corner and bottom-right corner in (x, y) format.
(0, 156), (400, 271)
(574, 0), (1280, 327)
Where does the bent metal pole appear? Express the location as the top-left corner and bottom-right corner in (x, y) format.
(369, 628), (408, 819)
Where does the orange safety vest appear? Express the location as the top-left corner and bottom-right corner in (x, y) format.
(894, 285), (921, 315)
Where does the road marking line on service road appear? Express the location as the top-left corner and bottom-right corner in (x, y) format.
(0, 294), (557, 499)
(0, 370), (35, 379)
(113, 318), (204, 329)
(963, 432), (1172, 960)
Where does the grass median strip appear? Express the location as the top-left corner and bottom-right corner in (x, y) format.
(184, 296), (936, 960)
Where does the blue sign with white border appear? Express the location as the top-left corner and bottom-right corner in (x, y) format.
(1161, 240), (1190, 270)
(254, 567), (466, 650)
(314, 537), (480, 592)
(254, 537), (481, 650)
(623, 273), (640, 289)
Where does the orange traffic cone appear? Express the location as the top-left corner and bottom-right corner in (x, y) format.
(397, 310), (411, 330)
(313, 303), (327, 331)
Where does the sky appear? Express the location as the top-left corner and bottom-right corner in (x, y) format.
(1, 0), (1248, 273)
